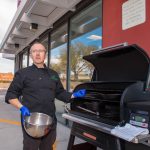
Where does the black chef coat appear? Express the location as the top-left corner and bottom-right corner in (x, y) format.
(5, 64), (72, 120)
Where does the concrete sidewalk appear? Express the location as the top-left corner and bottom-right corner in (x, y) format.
(0, 90), (101, 150)
(0, 90), (71, 150)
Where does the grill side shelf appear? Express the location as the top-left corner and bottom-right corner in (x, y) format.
(62, 113), (114, 134)
(62, 113), (150, 146)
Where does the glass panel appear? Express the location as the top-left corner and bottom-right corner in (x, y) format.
(70, 0), (102, 90)
(41, 37), (48, 66)
(22, 51), (28, 68)
(29, 56), (33, 66)
(49, 24), (68, 124)
(49, 24), (67, 89)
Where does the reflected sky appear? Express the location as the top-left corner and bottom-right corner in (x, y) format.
(71, 27), (102, 48)
(51, 27), (102, 59)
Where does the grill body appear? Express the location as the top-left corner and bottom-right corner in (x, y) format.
(64, 44), (150, 150)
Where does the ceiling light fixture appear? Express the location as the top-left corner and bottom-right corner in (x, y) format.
(15, 43), (19, 48)
(30, 23), (38, 31)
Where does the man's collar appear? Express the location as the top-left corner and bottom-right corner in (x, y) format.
(32, 63), (48, 69)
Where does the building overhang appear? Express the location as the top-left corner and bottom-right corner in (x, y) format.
(0, 0), (81, 59)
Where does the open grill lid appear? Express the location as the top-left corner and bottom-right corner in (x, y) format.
(83, 44), (150, 87)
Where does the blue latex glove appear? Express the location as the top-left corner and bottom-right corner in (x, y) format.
(20, 106), (30, 118)
(73, 89), (86, 98)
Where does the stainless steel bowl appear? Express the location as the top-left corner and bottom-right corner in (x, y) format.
(24, 112), (53, 138)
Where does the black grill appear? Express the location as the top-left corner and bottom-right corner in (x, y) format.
(64, 44), (150, 150)
(71, 82), (134, 123)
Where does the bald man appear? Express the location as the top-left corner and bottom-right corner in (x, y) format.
(5, 42), (73, 150)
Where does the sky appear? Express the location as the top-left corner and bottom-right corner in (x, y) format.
(0, 0), (17, 73)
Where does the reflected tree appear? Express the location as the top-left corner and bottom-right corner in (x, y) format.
(51, 42), (97, 80)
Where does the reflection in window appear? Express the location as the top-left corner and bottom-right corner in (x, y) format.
(70, 0), (102, 90)
(42, 38), (48, 66)
(49, 24), (68, 125)
(29, 56), (33, 66)
(50, 24), (67, 89)
(22, 51), (28, 68)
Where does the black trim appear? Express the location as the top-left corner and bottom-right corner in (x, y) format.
(66, 19), (71, 92)
(27, 47), (29, 66)
(48, 32), (51, 67)
(102, 0), (104, 48)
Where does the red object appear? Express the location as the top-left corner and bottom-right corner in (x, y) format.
(83, 132), (97, 140)
(103, 0), (150, 56)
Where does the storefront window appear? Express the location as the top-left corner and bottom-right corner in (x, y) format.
(41, 37), (48, 66)
(69, 0), (102, 90)
(29, 56), (33, 66)
(22, 51), (28, 68)
(49, 24), (68, 89)
(49, 24), (68, 124)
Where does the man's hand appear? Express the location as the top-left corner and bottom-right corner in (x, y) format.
(73, 89), (86, 98)
(20, 106), (30, 117)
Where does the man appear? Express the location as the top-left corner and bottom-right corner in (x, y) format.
(5, 42), (86, 150)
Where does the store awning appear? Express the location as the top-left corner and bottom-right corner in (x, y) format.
(0, 0), (81, 59)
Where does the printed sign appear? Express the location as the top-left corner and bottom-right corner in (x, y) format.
(122, 0), (146, 30)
